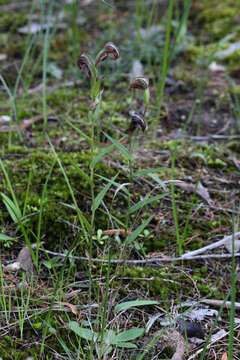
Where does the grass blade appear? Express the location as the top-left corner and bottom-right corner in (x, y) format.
(104, 133), (130, 160)
(116, 328), (145, 342)
(125, 216), (153, 245)
(48, 135), (92, 240)
(128, 193), (168, 214)
(92, 174), (118, 212)
(115, 300), (159, 312)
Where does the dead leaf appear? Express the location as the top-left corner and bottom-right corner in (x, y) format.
(0, 115), (43, 132)
(5, 262), (21, 272)
(221, 352), (228, 360)
(0, 54), (7, 61)
(18, 22), (55, 34)
(17, 246), (34, 274)
(0, 115), (11, 124)
(216, 40), (240, 59)
(166, 180), (212, 205)
(154, 329), (186, 360)
(235, 317), (240, 324)
(186, 308), (218, 321)
(65, 289), (82, 299)
(224, 239), (240, 253)
(102, 229), (131, 236)
(60, 302), (78, 315)
(209, 61), (226, 72)
(210, 329), (227, 342)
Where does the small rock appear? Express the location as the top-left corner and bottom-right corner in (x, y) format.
(177, 318), (205, 339)
(5, 262), (21, 272)
(17, 246), (34, 273)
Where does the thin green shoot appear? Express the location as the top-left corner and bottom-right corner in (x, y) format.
(0, 160), (37, 265)
(23, 165), (33, 217)
(125, 216), (153, 245)
(92, 173), (119, 213)
(228, 222), (236, 359)
(0, 74), (22, 145)
(48, 135), (91, 244)
(156, 0), (174, 108)
(40, 238), (79, 355)
(35, 159), (56, 269)
(17, 273), (32, 339)
(0, 259), (10, 324)
(99, 248), (111, 344)
(42, 0), (55, 131)
(170, 144), (181, 254)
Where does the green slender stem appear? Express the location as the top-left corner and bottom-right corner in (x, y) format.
(228, 224), (236, 359)
(171, 143), (181, 254)
(129, 136), (134, 184)
(143, 103), (149, 118)
(42, 0), (55, 132)
(90, 110), (96, 232)
(157, 0), (174, 108)
(125, 136), (134, 230)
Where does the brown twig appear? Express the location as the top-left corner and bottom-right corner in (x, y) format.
(181, 232), (240, 259)
(200, 299), (240, 310)
(38, 247), (240, 264)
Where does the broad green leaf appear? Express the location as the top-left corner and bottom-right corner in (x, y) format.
(115, 342), (137, 349)
(92, 174), (118, 212)
(87, 54), (98, 80)
(104, 329), (117, 345)
(0, 161), (22, 216)
(90, 79), (101, 99)
(116, 328), (144, 342)
(104, 133), (130, 160)
(69, 321), (98, 341)
(0, 234), (15, 241)
(133, 168), (168, 176)
(1, 193), (22, 222)
(125, 216), (153, 245)
(128, 193), (168, 214)
(115, 300), (159, 312)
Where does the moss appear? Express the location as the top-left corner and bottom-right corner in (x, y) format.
(0, 144), (124, 249)
(228, 141), (240, 152)
(0, 12), (27, 32)
(196, 0), (240, 41)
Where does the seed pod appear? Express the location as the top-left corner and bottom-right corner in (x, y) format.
(95, 42), (120, 66)
(129, 77), (149, 90)
(77, 53), (92, 78)
(126, 112), (147, 134)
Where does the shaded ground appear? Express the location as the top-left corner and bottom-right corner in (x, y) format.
(0, 0), (240, 359)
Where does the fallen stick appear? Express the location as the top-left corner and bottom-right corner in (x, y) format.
(181, 232), (240, 259)
(201, 299), (240, 310)
(38, 248), (240, 264)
